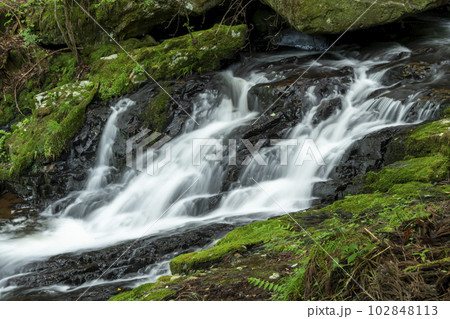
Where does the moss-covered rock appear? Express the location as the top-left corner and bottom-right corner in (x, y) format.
(170, 219), (294, 274)
(89, 24), (248, 100)
(261, 0), (448, 34)
(364, 154), (449, 193)
(28, 0), (223, 46)
(0, 81), (98, 180)
(361, 116), (450, 193)
(142, 84), (173, 132)
(405, 118), (450, 158)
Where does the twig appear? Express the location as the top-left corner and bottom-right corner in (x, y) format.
(364, 227), (380, 242)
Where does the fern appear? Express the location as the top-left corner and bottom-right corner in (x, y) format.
(248, 277), (282, 293)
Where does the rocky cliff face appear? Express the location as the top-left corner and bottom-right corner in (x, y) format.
(262, 0), (448, 34)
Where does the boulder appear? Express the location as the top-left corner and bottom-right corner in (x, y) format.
(28, 0), (223, 46)
(0, 81), (98, 181)
(89, 24), (248, 100)
(261, 0), (448, 34)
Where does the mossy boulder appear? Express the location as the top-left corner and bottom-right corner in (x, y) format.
(405, 118), (450, 158)
(0, 81), (98, 180)
(363, 116), (450, 193)
(364, 155), (449, 193)
(28, 0), (223, 46)
(261, 0), (448, 34)
(89, 24), (248, 100)
(170, 219), (294, 274)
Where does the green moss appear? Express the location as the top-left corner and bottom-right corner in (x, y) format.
(89, 24), (248, 100)
(170, 219), (294, 274)
(143, 85), (172, 131)
(84, 37), (158, 64)
(405, 119), (450, 157)
(109, 282), (175, 301)
(364, 155), (449, 193)
(404, 257), (450, 272)
(321, 193), (388, 215)
(0, 94), (16, 126)
(387, 182), (435, 198)
(109, 283), (156, 301)
(141, 289), (175, 301)
(0, 81), (98, 180)
(17, 88), (36, 115)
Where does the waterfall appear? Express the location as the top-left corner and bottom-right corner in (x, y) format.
(85, 99), (134, 191)
(0, 17), (448, 298)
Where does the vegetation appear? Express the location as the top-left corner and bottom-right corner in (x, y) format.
(0, 81), (98, 180)
(170, 219), (294, 274)
(89, 24), (248, 100)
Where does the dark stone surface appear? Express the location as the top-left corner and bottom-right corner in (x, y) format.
(4, 223), (236, 301)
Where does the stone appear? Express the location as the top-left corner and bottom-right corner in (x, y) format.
(261, 0), (448, 34)
(28, 0), (224, 46)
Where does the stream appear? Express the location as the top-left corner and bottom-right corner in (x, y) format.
(0, 15), (449, 300)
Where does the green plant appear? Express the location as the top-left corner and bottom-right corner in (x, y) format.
(47, 91), (58, 100)
(19, 26), (40, 47)
(183, 22), (195, 33)
(132, 65), (145, 75)
(412, 249), (432, 262)
(0, 130), (12, 162)
(339, 243), (377, 266)
(248, 277), (282, 293)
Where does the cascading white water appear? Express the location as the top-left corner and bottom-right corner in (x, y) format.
(50, 99), (135, 220)
(85, 99), (135, 191)
(0, 17), (448, 297)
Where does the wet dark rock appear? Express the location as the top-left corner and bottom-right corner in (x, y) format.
(312, 98), (342, 124)
(4, 223), (236, 301)
(311, 125), (424, 206)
